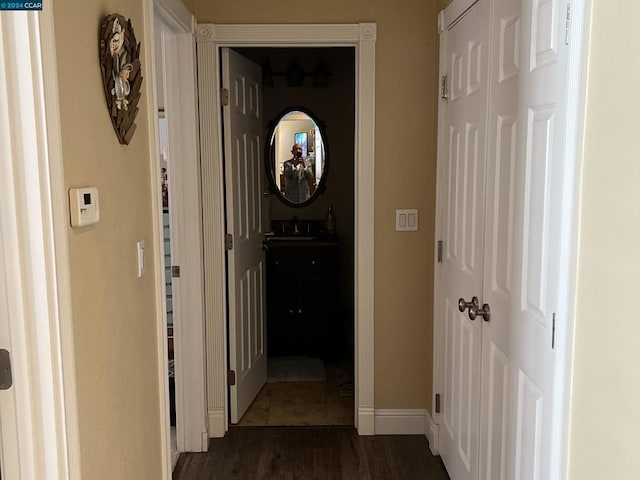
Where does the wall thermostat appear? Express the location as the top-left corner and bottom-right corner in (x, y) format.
(69, 187), (99, 227)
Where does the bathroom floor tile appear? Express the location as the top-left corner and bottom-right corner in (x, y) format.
(237, 360), (354, 427)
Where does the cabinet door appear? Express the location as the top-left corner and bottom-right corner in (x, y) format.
(296, 270), (328, 355)
(267, 270), (297, 356)
(266, 246), (338, 356)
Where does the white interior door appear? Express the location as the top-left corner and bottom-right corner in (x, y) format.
(507, 0), (569, 478)
(222, 48), (267, 424)
(0, 240), (20, 480)
(478, 0), (520, 478)
(438, 2), (489, 479)
(154, 7), (208, 452)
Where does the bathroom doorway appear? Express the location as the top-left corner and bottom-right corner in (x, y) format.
(196, 23), (377, 437)
(222, 46), (356, 427)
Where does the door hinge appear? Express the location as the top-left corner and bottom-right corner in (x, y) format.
(435, 393), (441, 414)
(437, 240), (443, 263)
(552, 312), (556, 349)
(225, 233), (233, 251)
(440, 75), (448, 100)
(221, 87), (229, 106)
(564, 3), (572, 46)
(0, 349), (12, 390)
(227, 369), (236, 386)
(171, 265), (181, 278)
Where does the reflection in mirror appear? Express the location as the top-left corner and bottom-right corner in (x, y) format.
(267, 109), (327, 206)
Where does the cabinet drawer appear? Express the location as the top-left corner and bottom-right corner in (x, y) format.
(269, 249), (337, 273)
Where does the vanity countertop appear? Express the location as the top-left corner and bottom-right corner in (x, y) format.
(263, 233), (338, 248)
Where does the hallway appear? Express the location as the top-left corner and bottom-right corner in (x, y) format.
(173, 427), (450, 479)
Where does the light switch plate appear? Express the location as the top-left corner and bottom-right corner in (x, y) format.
(396, 209), (419, 231)
(137, 240), (145, 277)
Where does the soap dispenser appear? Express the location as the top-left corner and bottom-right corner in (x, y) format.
(325, 205), (336, 233)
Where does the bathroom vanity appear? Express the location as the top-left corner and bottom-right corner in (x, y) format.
(264, 234), (339, 357)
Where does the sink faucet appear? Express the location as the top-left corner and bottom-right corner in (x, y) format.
(292, 216), (299, 234)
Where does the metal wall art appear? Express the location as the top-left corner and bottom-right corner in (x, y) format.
(99, 14), (143, 145)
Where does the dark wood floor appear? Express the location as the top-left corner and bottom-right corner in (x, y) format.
(173, 426), (450, 480)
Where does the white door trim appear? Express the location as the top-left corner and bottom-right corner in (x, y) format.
(196, 22), (377, 436)
(553, 1), (591, 477)
(153, 0), (209, 455)
(142, 1), (171, 476)
(0, 9), (80, 479)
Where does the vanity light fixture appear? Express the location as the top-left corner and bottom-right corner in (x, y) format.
(261, 58), (331, 88)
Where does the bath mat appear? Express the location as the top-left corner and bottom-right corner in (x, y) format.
(267, 357), (326, 383)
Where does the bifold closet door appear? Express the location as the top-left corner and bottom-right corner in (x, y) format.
(477, 0), (520, 478)
(506, 0), (571, 477)
(439, 0), (573, 478)
(438, 2), (490, 480)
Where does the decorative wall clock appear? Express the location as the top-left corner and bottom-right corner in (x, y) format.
(99, 14), (143, 145)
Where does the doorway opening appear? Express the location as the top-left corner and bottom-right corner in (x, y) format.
(196, 22), (376, 437)
(154, 26), (180, 470)
(224, 47), (356, 427)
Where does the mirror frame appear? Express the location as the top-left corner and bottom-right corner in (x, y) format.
(264, 106), (329, 208)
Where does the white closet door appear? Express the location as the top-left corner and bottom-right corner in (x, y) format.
(222, 48), (268, 424)
(438, 0), (573, 478)
(478, 0), (520, 478)
(438, 2), (490, 479)
(507, 0), (570, 478)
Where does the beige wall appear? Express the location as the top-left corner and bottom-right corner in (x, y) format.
(194, 0), (439, 409)
(568, 2), (640, 478)
(53, 2), (163, 478)
(181, 0), (196, 15)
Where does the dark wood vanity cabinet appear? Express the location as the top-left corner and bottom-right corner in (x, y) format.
(265, 240), (339, 357)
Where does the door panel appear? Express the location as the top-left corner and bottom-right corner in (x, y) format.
(514, 371), (543, 480)
(438, 2), (489, 479)
(223, 48), (267, 424)
(483, 343), (510, 480)
(479, 0), (520, 478)
(443, 297), (459, 439)
(521, 105), (554, 320)
(508, 0), (568, 477)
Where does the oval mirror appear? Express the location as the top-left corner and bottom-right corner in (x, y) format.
(265, 108), (328, 207)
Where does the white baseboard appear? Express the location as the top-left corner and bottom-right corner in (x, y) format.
(208, 405), (440, 449)
(208, 408), (225, 438)
(425, 411), (440, 455)
(358, 406), (375, 435)
(374, 409), (427, 435)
